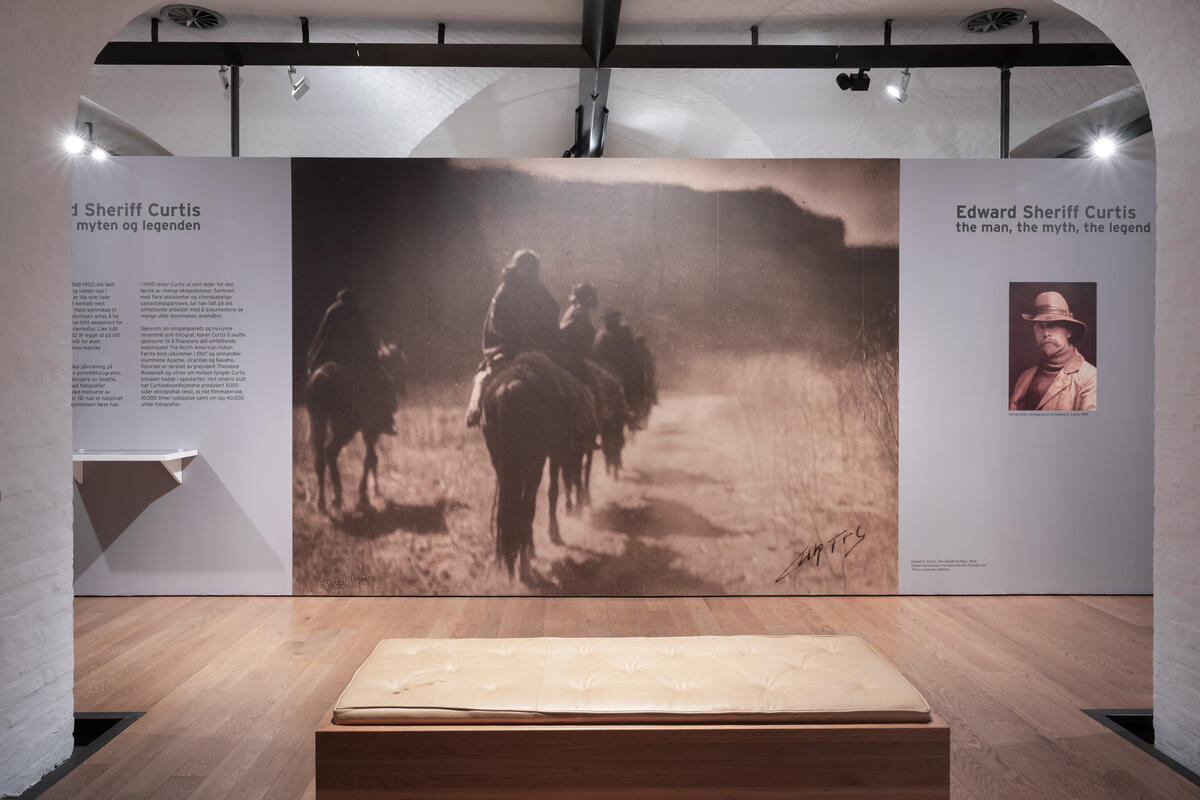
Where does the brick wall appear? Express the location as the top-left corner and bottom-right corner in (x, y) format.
(0, 19), (75, 789)
(1151, 126), (1200, 767)
(0, 3), (147, 794)
(1061, 0), (1200, 773)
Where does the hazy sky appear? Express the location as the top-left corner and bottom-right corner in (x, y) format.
(449, 158), (899, 247)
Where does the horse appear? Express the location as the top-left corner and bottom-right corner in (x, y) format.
(634, 335), (659, 430)
(593, 327), (657, 434)
(480, 352), (588, 581)
(305, 341), (406, 513)
(586, 360), (629, 481)
(545, 362), (625, 545)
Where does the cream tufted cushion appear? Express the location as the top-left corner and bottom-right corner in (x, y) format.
(333, 636), (931, 725)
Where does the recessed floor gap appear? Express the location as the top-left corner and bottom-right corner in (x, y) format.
(15, 712), (143, 800)
(1083, 708), (1200, 788)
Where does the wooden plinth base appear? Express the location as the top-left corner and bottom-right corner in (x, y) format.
(315, 715), (950, 799)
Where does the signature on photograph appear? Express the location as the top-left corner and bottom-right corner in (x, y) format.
(775, 525), (866, 583)
(319, 574), (374, 593)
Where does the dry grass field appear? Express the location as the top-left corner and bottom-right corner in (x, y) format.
(292, 352), (897, 596)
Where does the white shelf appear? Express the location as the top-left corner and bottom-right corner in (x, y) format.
(72, 449), (199, 485)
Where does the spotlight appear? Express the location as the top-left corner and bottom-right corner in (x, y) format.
(89, 146), (110, 162)
(886, 68), (911, 102)
(1090, 135), (1117, 159)
(218, 65), (244, 100)
(63, 133), (87, 155)
(836, 68), (870, 92)
(288, 65), (310, 101)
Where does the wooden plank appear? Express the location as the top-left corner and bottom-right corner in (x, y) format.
(1071, 594), (1154, 628)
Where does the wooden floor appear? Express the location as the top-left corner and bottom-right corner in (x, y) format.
(47, 595), (1196, 800)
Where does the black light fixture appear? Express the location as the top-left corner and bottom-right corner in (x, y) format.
(836, 68), (870, 91)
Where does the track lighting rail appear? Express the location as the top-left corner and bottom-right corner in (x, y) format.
(95, 42), (1129, 69)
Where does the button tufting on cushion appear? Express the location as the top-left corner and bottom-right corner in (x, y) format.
(333, 635), (932, 725)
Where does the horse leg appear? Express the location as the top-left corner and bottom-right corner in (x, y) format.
(310, 414), (328, 513)
(520, 455), (545, 583)
(325, 417), (355, 510)
(358, 429), (379, 509)
(369, 429), (383, 496)
(560, 451), (574, 512)
(582, 449), (593, 508)
(562, 454), (581, 516)
(547, 454), (563, 545)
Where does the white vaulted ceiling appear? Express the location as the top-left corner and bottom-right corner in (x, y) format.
(80, 0), (1147, 159)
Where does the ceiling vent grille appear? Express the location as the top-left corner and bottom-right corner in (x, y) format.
(961, 8), (1028, 33)
(160, 4), (226, 30)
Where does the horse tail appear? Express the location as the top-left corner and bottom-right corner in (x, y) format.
(496, 466), (524, 576)
(482, 374), (530, 577)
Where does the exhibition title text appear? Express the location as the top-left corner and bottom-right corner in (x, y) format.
(73, 201), (202, 233)
(956, 203), (1136, 220)
(953, 202), (1149, 235)
(74, 201), (201, 218)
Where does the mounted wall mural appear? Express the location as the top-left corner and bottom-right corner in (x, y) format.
(68, 157), (1152, 597)
(290, 158), (900, 596)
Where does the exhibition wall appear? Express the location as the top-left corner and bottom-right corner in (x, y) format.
(900, 158), (1154, 594)
(71, 156), (1154, 597)
(71, 158), (292, 595)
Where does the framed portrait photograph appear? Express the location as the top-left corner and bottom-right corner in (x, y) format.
(1008, 281), (1097, 412)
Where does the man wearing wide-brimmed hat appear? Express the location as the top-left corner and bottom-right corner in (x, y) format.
(1009, 290), (1097, 411)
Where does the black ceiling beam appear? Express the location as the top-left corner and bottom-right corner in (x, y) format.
(95, 41), (1129, 69)
(602, 43), (1129, 69)
(95, 42), (593, 68)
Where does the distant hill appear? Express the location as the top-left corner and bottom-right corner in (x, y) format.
(292, 159), (897, 389)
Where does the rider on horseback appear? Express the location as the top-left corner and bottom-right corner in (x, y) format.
(307, 287), (396, 435)
(559, 282), (598, 360)
(559, 282), (616, 416)
(560, 283), (627, 461)
(593, 308), (646, 425)
(465, 249), (561, 428)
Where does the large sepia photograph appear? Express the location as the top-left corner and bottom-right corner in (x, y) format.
(292, 158), (899, 596)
